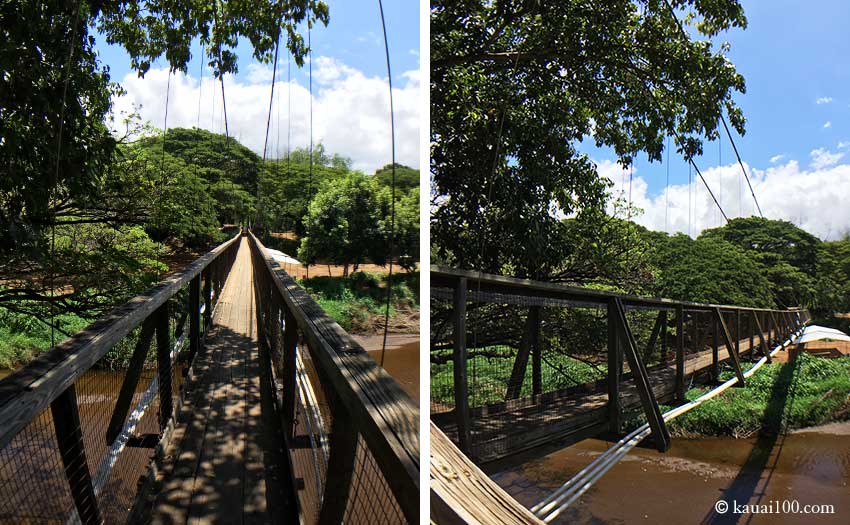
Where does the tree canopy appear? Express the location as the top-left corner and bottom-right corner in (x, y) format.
(431, 0), (748, 279)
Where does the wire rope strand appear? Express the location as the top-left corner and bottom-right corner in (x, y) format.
(377, 0), (397, 366)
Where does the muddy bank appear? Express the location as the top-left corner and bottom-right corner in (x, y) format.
(494, 422), (850, 524)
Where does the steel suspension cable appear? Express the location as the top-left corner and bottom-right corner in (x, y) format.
(377, 0), (398, 366)
(665, 136), (670, 233)
(306, 18), (313, 279)
(721, 115), (764, 217)
(258, 29), (282, 227)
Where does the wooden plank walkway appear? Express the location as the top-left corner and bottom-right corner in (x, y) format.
(143, 238), (290, 525)
(437, 334), (774, 464)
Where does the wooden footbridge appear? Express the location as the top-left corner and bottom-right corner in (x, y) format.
(0, 232), (419, 524)
(429, 266), (810, 523)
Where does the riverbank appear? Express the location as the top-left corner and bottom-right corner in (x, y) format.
(664, 353), (850, 438)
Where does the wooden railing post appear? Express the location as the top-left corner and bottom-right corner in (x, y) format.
(155, 301), (172, 430)
(452, 278), (471, 453)
(675, 305), (685, 402)
(203, 268), (213, 333)
(530, 306), (542, 398)
(188, 274), (201, 365)
(714, 307), (745, 385)
(51, 385), (102, 525)
(318, 405), (358, 525)
(607, 299), (620, 434)
(660, 311), (668, 366)
(748, 313), (754, 361)
(282, 305), (298, 440)
(711, 314), (719, 383)
(105, 316), (157, 444)
(735, 309), (741, 359)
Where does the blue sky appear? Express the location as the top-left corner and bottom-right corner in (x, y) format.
(101, 0), (420, 173)
(587, 0), (850, 240)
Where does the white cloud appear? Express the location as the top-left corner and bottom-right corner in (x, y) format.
(838, 141), (850, 149)
(824, 121), (832, 129)
(769, 154), (785, 164)
(816, 96), (833, 104)
(110, 56), (419, 173)
(596, 158), (850, 241)
(810, 148), (844, 169)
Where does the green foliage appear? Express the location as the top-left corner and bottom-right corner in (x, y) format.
(431, 0), (748, 277)
(300, 271), (418, 333)
(701, 217), (821, 307)
(669, 354), (850, 437)
(298, 173), (389, 270)
(647, 232), (775, 307)
(0, 307), (90, 369)
(374, 163), (420, 193)
(387, 187), (420, 271)
(258, 158), (349, 235)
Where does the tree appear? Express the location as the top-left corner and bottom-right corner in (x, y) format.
(298, 173), (387, 275)
(257, 159), (349, 235)
(431, 0), (748, 279)
(387, 187), (420, 271)
(374, 163), (420, 194)
(648, 233), (774, 308)
(701, 217), (820, 306)
(1, 1), (328, 244)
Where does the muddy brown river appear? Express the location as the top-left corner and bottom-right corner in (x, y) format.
(493, 422), (850, 524)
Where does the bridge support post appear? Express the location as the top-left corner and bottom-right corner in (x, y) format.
(51, 385), (102, 525)
(203, 269), (212, 334)
(611, 299), (670, 452)
(318, 399), (358, 525)
(748, 312), (754, 360)
(660, 311), (668, 366)
(506, 313), (534, 400)
(714, 308), (745, 386)
(189, 274), (201, 365)
(607, 299), (620, 434)
(643, 311), (664, 363)
(735, 309), (741, 362)
(105, 316), (157, 445)
(530, 306), (542, 399)
(282, 305), (299, 440)
(453, 278), (472, 454)
(711, 315), (719, 383)
(752, 312), (771, 363)
(675, 306), (684, 403)
(155, 301), (172, 431)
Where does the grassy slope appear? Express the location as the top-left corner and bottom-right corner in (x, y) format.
(299, 271), (420, 333)
(665, 353), (850, 437)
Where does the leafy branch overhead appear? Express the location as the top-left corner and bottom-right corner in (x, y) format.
(431, 0), (749, 278)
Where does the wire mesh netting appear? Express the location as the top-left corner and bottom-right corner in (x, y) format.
(0, 241), (237, 525)
(343, 435), (405, 524)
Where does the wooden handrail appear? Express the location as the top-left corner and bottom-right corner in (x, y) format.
(430, 422), (543, 524)
(432, 265), (810, 315)
(0, 233), (241, 450)
(248, 231), (420, 523)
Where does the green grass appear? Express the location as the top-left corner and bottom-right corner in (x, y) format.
(666, 353), (850, 437)
(430, 347), (607, 407)
(300, 271), (419, 333)
(0, 308), (90, 369)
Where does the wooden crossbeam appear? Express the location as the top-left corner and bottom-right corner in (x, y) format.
(751, 312), (771, 363)
(105, 316), (157, 445)
(714, 308), (745, 385)
(611, 298), (670, 452)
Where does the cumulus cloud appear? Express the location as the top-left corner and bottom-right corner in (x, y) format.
(816, 96), (833, 104)
(769, 154), (785, 164)
(824, 121), (832, 129)
(838, 141), (850, 149)
(596, 158), (850, 241)
(810, 148), (844, 169)
(110, 56), (419, 173)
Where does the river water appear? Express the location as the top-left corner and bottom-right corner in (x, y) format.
(494, 422), (850, 524)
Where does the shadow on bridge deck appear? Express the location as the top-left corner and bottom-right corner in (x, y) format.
(136, 238), (294, 524)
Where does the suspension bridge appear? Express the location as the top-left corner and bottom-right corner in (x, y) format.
(429, 266), (810, 523)
(0, 231), (419, 524)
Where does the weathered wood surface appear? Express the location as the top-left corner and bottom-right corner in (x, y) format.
(146, 238), (289, 524)
(0, 234), (241, 450)
(430, 422), (544, 525)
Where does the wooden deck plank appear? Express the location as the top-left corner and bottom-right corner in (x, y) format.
(148, 238), (284, 525)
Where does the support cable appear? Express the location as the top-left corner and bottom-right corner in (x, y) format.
(378, 0), (398, 366)
(720, 115), (764, 217)
(49, 0), (83, 347)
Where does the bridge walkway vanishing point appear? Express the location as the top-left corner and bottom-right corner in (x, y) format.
(143, 236), (285, 524)
(0, 232), (419, 525)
